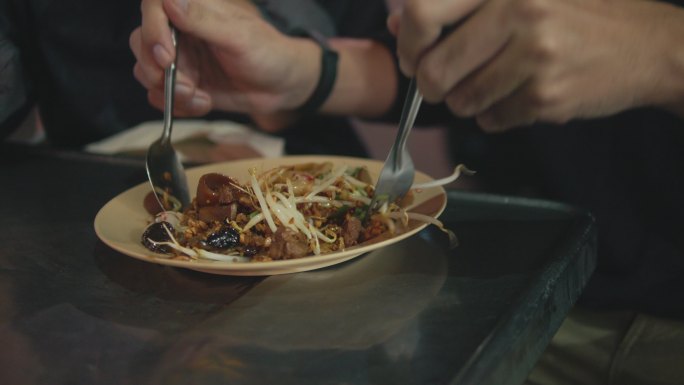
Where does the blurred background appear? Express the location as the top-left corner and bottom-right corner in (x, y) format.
(8, 0), (455, 181)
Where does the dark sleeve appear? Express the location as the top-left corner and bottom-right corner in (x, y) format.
(321, 0), (391, 40)
(0, 0), (35, 140)
(257, 0), (392, 41)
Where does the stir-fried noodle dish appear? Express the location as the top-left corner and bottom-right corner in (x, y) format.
(141, 162), (471, 263)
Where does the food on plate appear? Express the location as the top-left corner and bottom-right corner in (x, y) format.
(141, 161), (471, 262)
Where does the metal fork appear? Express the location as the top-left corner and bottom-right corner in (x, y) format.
(368, 78), (423, 214)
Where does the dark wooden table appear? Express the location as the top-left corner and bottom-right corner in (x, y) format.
(0, 144), (596, 385)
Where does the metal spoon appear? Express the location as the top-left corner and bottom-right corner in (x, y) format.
(145, 26), (190, 211)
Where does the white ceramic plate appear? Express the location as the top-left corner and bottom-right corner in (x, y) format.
(94, 155), (447, 276)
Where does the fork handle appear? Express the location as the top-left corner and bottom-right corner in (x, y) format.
(391, 78), (423, 168)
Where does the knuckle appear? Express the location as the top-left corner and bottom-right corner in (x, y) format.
(446, 97), (474, 119)
(514, 0), (551, 22)
(404, 0), (432, 28)
(446, 95), (471, 118)
(183, 0), (204, 23)
(527, 82), (559, 109)
(527, 83), (574, 124)
(128, 28), (140, 51)
(416, 59), (450, 102)
(133, 63), (144, 83)
(529, 33), (558, 63)
(463, 84), (487, 109)
(449, 86), (482, 116)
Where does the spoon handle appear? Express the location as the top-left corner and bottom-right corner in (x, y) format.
(161, 26), (178, 145)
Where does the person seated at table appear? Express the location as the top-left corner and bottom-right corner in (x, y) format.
(389, 0), (684, 384)
(0, 0), (395, 158)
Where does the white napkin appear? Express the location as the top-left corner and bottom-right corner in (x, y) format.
(85, 120), (285, 161)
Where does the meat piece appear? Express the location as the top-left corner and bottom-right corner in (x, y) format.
(269, 227), (309, 259)
(355, 166), (373, 184)
(342, 216), (362, 247)
(143, 191), (164, 215)
(198, 204), (236, 222)
(196, 173), (242, 207)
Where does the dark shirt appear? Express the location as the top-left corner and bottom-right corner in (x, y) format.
(442, 108), (684, 319)
(0, 0), (390, 157)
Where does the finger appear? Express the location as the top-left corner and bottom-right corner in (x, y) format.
(163, 0), (265, 50)
(414, 0), (514, 102)
(396, 0), (484, 76)
(140, 0), (176, 68)
(133, 62), (158, 91)
(148, 87), (213, 117)
(475, 81), (542, 132)
(148, 89), (199, 117)
(174, 35), (202, 85)
(445, 36), (532, 117)
(131, 32), (196, 89)
(478, 74), (574, 132)
(132, 45), (199, 95)
(135, 31), (205, 111)
(129, 28), (164, 89)
(130, 29), (164, 89)
(146, 90), (164, 112)
(386, 11), (401, 37)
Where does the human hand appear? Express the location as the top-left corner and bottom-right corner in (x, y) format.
(389, 0), (684, 131)
(130, 0), (321, 118)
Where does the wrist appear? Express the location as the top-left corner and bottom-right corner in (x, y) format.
(296, 32), (339, 114)
(283, 30), (339, 114)
(279, 37), (323, 111)
(648, 3), (684, 116)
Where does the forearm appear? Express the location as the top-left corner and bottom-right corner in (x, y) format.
(252, 35), (398, 133)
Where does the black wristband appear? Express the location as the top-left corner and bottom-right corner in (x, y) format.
(250, 9), (339, 114)
(297, 32), (339, 114)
